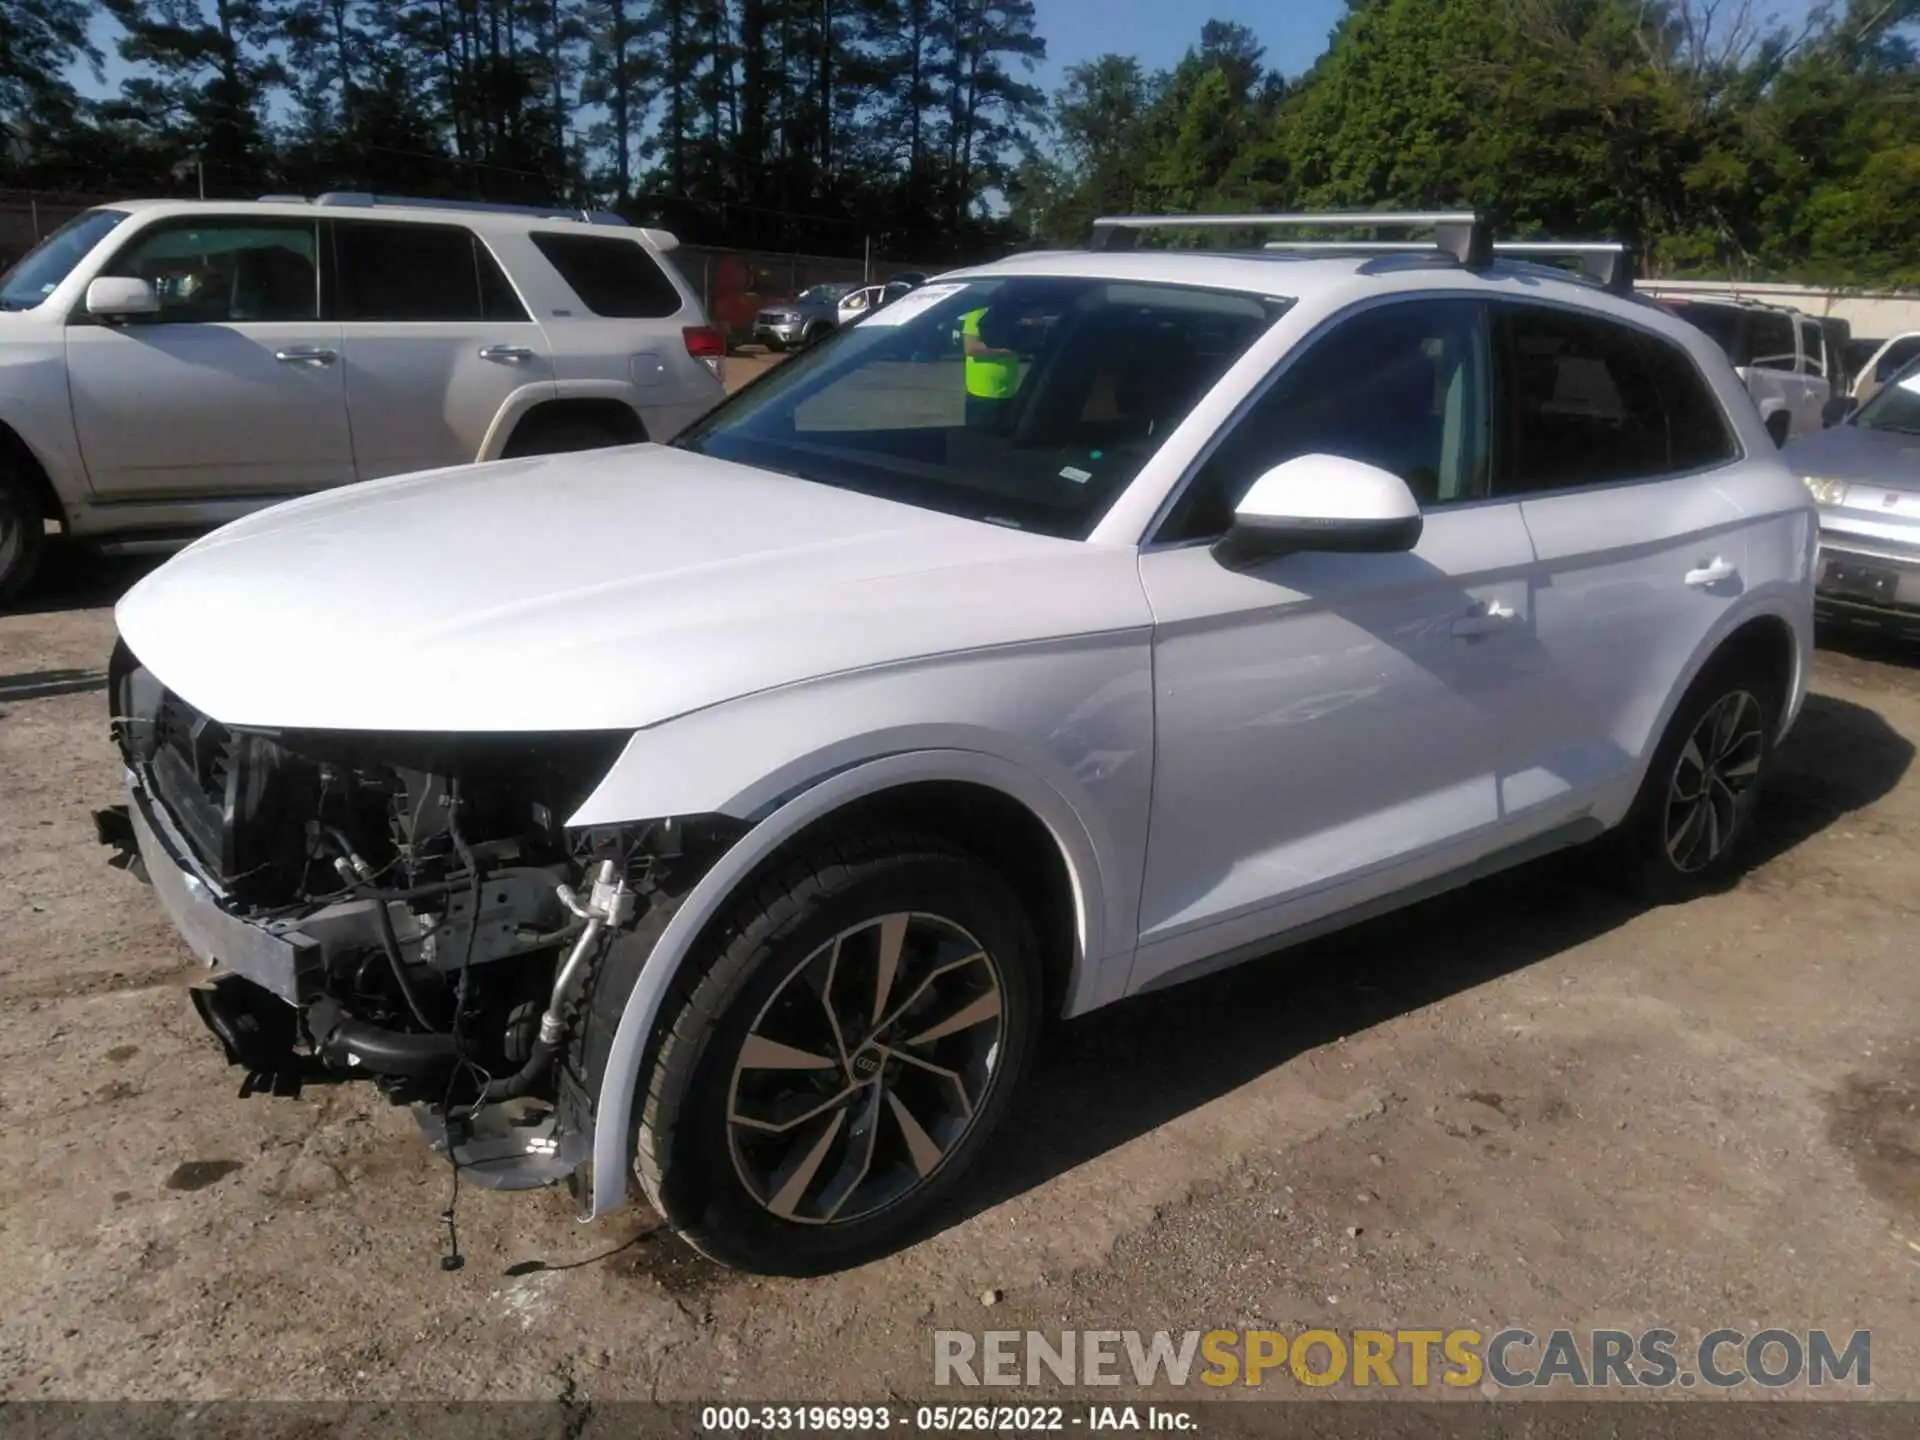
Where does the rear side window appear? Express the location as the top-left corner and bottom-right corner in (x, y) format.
(1669, 302), (1752, 366)
(531, 232), (684, 318)
(1496, 305), (1734, 493)
(334, 221), (529, 322)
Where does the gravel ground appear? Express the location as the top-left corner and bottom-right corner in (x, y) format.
(1, 430), (1916, 1405)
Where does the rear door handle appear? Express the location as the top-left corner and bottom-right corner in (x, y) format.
(1684, 557), (1738, 588)
(479, 344), (537, 364)
(1450, 599), (1518, 637)
(274, 347), (336, 365)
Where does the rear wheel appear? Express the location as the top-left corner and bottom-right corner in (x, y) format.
(1615, 652), (1779, 900)
(633, 832), (1040, 1275)
(0, 469), (47, 605)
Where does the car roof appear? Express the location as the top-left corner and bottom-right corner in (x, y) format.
(98, 196), (658, 243)
(944, 246), (1676, 320)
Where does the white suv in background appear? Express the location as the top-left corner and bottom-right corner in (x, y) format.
(0, 194), (727, 600)
(106, 211), (1814, 1276)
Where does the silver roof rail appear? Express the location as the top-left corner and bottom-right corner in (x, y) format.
(295, 192), (630, 226)
(1492, 241), (1635, 296)
(1090, 211), (1492, 267)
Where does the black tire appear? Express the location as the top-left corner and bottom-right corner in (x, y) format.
(803, 322), (833, 348)
(1614, 650), (1781, 901)
(633, 831), (1041, 1276)
(0, 469), (47, 606)
(763, 337), (787, 353)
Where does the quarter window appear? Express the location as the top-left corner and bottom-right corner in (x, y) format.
(334, 221), (528, 322)
(1158, 298), (1490, 543)
(530, 232), (684, 318)
(98, 219), (319, 323)
(1495, 305), (1735, 494)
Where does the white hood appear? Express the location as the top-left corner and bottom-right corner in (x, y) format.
(115, 445), (1144, 732)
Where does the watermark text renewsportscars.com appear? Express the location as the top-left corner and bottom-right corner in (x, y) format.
(932, 1328), (1871, 1390)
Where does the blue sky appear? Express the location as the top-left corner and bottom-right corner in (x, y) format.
(1030, 0), (1349, 96)
(70, 0), (1829, 111)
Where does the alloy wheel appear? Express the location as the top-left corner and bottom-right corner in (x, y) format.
(1664, 689), (1766, 873)
(725, 911), (1006, 1226)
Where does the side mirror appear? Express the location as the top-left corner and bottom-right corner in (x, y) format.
(1213, 454), (1424, 568)
(1822, 394), (1859, 428)
(86, 276), (160, 321)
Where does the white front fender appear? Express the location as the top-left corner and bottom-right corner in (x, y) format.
(583, 747), (1124, 1219)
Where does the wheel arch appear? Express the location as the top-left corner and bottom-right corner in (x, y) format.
(1618, 604), (1805, 824)
(479, 382), (648, 461)
(584, 749), (1107, 1220)
(0, 419), (68, 525)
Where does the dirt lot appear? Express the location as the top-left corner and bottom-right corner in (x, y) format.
(2, 492), (1917, 1403)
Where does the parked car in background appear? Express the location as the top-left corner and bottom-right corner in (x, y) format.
(752, 281), (859, 350)
(1660, 295), (1831, 445)
(105, 209), (1812, 1277)
(1850, 331), (1920, 404)
(836, 280), (915, 326)
(0, 193), (726, 602)
(1783, 353), (1920, 633)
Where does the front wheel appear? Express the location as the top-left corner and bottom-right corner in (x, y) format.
(1615, 653), (1779, 900)
(633, 833), (1041, 1275)
(0, 471), (47, 606)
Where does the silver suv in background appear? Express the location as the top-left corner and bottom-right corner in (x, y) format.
(752, 282), (858, 350)
(0, 194), (727, 601)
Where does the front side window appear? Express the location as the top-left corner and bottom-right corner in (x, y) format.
(335, 220), (528, 322)
(1158, 298), (1490, 543)
(1748, 309), (1797, 371)
(1799, 319), (1826, 377)
(1, 208), (128, 311)
(675, 277), (1287, 539)
(1495, 304), (1734, 493)
(97, 219), (319, 323)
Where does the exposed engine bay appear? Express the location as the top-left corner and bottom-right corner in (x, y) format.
(101, 641), (738, 1191)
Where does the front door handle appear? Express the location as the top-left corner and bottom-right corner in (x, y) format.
(1684, 557), (1738, 588)
(274, 346), (337, 365)
(479, 344), (537, 364)
(1450, 599), (1518, 637)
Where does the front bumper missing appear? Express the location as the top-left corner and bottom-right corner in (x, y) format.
(125, 767), (317, 1004)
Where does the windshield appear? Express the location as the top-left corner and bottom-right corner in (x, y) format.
(1854, 357), (1920, 434)
(0, 209), (129, 311)
(675, 276), (1290, 539)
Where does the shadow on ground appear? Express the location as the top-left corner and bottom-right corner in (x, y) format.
(923, 691), (1914, 1251)
(7, 546), (164, 618)
(0, 667), (107, 702)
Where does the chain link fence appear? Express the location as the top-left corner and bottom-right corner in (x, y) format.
(1, 189), (947, 347)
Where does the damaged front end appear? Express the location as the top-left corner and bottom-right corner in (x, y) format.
(99, 640), (729, 1192)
